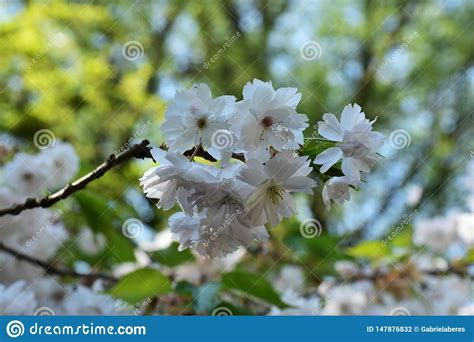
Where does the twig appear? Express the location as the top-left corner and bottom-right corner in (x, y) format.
(160, 143), (245, 162)
(425, 266), (470, 278)
(0, 140), (153, 217)
(0, 241), (117, 282)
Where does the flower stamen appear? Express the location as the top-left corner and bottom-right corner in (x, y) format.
(197, 117), (207, 129)
(268, 184), (285, 204)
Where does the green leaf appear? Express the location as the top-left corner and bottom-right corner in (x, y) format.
(389, 226), (413, 248)
(109, 268), (171, 304)
(75, 191), (135, 263)
(346, 240), (390, 260)
(283, 218), (344, 275)
(299, 139), (345, 177)
(299, 139), (335, 159)
(463, 249), (474, 264)
(152, 242), (195, 267)
(221, 270), (289, 308)
(75, 191), (115, 233)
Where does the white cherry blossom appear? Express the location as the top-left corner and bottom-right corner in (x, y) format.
(456, 213), (474, 246)
(322, 176), (359, 210)
(0, 281), (37, 315)
(161, 83), (236, 158)
(168, 211), (204, 252)
(413, 214), (458, 252)
(139, 84), (384, 258)
(62, 282), (131, 315)
(233, 79), (308, 162)
(238, 152), (316, 227)
(140, 148), (218, 212)
(314, 104), (384, 179)
(2, 152), (49, 197)
(41, 141), (79, 189)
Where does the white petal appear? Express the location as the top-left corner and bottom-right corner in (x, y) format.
(314, 147), (343, 173)
(341, 158), (360, 180)
(238, 160), (266, 187)
(281, 176), (316, 194)
(273, 87), (301, 109)
(319, 114), (343, 141)
(340, 104), (362, 131)
(250, 84), (274, 114)
(322, 183), (331, 210)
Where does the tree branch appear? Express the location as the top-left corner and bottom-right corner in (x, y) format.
(177, 144), (245, 162)
(0, 140), (246, 218)
(0, 140), (154, 217)
(0, 241), (117, 282)
(0, 139), (249, 284)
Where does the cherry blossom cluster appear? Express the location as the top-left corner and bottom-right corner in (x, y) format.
(314, 103), (384, 209)
(141, 79), (384, 258)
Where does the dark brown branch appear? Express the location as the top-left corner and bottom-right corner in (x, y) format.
(160, 143), (245, 162)
(186, 146), (245, 162)
(0, 140), (154, 217)
(0, 241), (117, 282)
(0, 140), (245, 218)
